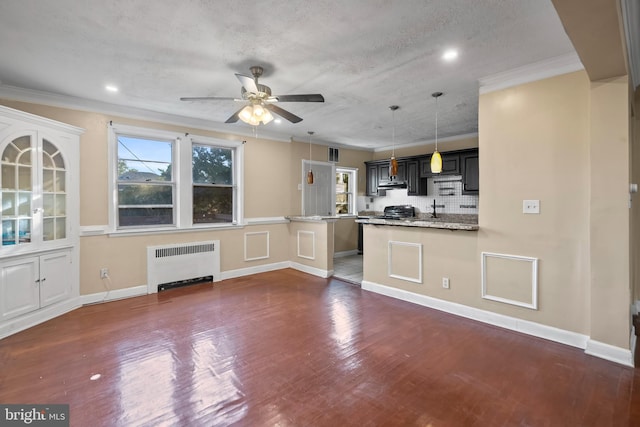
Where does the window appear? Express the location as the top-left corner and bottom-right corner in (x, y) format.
(335, 167), (357, 215)
(109, 124), (243, 232)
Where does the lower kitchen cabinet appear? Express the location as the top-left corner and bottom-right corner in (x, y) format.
(0, 250), (72, 322)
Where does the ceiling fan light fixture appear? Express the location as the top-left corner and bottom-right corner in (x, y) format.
(239, 105), (254, 123)
(262, 108), (274, 124)
(253, 103), (265, 117)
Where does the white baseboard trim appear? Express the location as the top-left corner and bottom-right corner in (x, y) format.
(81, 285), (148, 305)
(360, 280), (618, 356)
(290, 261), (333, 278)
(585, 339), (634, 367)
(220, 261), (291, 281)
(0, 298), (81, 340)
(334, 249), (358, 258)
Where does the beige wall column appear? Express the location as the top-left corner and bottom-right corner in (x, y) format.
(588, 76), (631, 348)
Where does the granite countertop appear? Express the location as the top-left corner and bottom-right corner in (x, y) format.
(286, 215), (339, 222)
(356, 212), (479, 231)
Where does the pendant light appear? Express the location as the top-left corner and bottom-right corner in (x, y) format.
(389, 105), (399, 176)
(430, 92), (443, 174)
(307, 131), (314, 185)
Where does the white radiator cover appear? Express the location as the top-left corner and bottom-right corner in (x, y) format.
(146, 240), (220, 294)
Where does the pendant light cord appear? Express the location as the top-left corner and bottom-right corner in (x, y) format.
(435, 96), (438, 152)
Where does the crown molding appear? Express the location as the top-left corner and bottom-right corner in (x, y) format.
(0, 84), (293, 143)
(479, 53), (584, 94)
(373, 132), (479, 153)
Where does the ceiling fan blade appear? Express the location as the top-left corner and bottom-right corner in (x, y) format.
(225, 106), (246, 123)
(235, 73), (259, 94)
(180, 96), (240, 101)
(274, 94), (325, 103)
(268, 104), (303, 123)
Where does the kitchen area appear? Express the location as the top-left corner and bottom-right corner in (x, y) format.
(333, 147), (479, 284)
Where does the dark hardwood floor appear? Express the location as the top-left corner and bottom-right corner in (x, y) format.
(0, 268), (638, 426)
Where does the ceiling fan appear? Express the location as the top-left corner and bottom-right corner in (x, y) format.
(180, 65), (324, 125)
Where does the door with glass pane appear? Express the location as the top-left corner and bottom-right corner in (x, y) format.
(0, 133), (67, 249)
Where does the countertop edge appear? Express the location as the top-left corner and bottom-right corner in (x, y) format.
(356, 218), (479, 231)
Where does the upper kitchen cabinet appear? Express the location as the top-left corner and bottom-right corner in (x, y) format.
(420, 153), (460, 177)
(0, 105), (83, 338)
(460, 150), (479, 194)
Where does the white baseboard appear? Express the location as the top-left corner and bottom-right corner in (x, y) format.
(81, 285), (148, 305)
(290, 261), (333, 278)
(0, 298), (81, 340)
(220, 261), (291, 280)
(361, 280), (633, 366)
(585, 339), (634, 367)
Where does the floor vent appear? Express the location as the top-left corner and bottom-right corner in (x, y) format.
(146, 240), (220, 294)
(157, 275), (213, 292)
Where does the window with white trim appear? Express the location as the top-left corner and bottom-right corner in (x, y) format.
(108, 124), (243, 232)
(335, 167), (357, 215)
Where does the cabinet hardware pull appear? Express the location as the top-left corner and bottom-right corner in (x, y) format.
(35, 278), (40, 283)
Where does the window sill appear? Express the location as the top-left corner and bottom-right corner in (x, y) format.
(106, 223), (244, 238)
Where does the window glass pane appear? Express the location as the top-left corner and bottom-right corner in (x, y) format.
(119, 208), (173, 227)
(118, 136), (172, 182)
(18, 192), (31, 216)
(13, 136), (30, 151)
(19, 219), (31, 243)
(42, 153), (54, 168)
(193, 186), (233, 224)
(2, 165), (16, 189)
(118, 184), (173, 205)
(17, 150), (31, 166)
(43, 218), (54, 241)
(2, 192), (15, 216)
(43, 194), (54, 216)
(55, 217), (66, 240)
(2, 220), (15, 245)
(3, 143), (19, 163)
(53, 153), (64, 169)
(192, 145), (232, 185)
(43, 169), (54, 192)
(55, 194), (66, 216)
(18, 166), (31, 190)
(56, 170), (66, 192)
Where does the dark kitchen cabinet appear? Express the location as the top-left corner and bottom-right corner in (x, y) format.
(420, 153), (459, 176)
(461, 151), (479, 194)
(366, 163), (380, 196)
(406, 160), (427, 195)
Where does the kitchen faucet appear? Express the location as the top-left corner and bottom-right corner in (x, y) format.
(431, 199), (437, 218)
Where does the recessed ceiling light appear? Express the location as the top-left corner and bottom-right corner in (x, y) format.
(274, 118), (282, 124)
(442, 49), (458, 61)
(105, 85), (119, 93)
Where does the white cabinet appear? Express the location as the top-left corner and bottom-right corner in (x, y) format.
(0, 106), (82, 338)
(0, 250), (71, 321)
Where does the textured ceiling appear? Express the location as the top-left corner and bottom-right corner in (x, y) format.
(0, 0), (577, 150)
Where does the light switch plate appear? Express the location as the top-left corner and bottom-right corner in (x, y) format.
(523, 199), (540, 214)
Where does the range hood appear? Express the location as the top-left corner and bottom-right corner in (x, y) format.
(378, 179), (407, 189)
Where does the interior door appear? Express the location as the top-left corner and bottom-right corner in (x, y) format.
(302, 160), (335, 216)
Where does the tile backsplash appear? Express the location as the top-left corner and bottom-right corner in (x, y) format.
(357, 175), (478, 215)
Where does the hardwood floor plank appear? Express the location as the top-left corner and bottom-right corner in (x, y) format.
(0, 268), (636, 426)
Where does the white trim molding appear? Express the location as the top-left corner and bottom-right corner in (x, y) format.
(81, 285), (147, 306)
(290, 261), (332, 278)
(585, 339), (634, 367)
(388, 241), (422, 284)
(220, 261), (291, 281)
(479, 53), (584, 94)
(297, 230), (316, 260)
(481, 252), (538, 310)
(244, 231), (270, 261)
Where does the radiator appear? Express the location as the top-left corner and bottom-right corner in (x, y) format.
(146, 240), (220, 293)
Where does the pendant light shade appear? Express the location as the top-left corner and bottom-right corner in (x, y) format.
(307, 131), (314, 185)
(239, 102), (274, 126)
(389, 105), (399, 176)
(430, 92), (443, 174)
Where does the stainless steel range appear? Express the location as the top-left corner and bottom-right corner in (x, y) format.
(375, 205), (416, 220)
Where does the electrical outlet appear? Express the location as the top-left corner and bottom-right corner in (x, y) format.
(442, 277), (450, 289)
(523, 199), (540, 214)
(100, 268), (109, 279)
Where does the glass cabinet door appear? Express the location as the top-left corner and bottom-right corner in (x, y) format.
(0, 135), (67, 247)
(1, 136), (33, 246)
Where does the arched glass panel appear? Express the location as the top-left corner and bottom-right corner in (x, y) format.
(42, 139), (66, 241)
(1, 136), (33, 246)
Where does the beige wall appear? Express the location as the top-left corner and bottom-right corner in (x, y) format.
(0, 99), (370, 294)
(362, 70), (632, 350)
(631, 87), (640, 303)
(334, 217), (358, 253)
